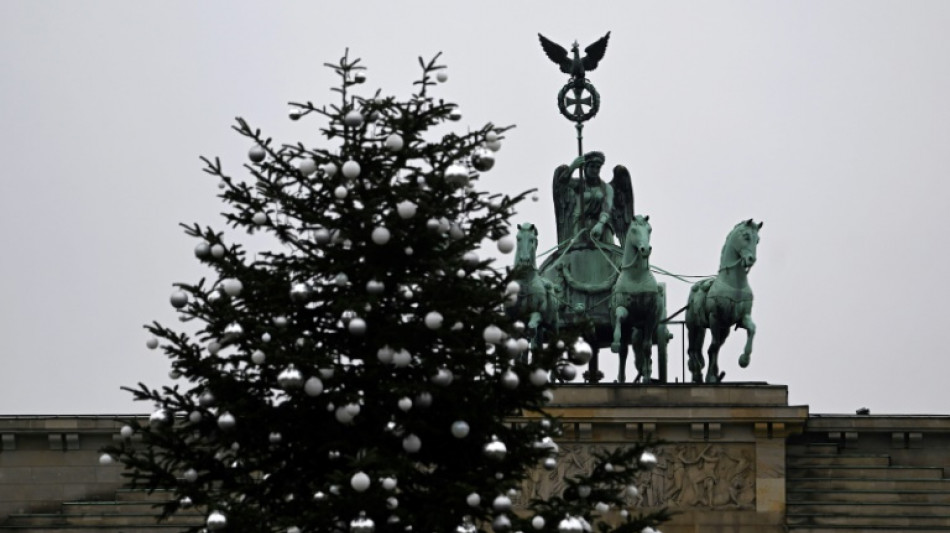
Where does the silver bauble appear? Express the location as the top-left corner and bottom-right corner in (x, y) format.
(639, 451), (658, 470)
(558, 516), (583, 533)
(483, 436), (507, 460)
(210, 244), (225, 258)
(194, 242), (210, 258)
(198, 391), (216, 407)
(180, 496), (192, 507)
(366, 280), (385, 294)
(415, 391), (433, 407)
(424, 311), (444, 330)
(223, 322), (243, 340)
(386, 496), (398, 510)
(149, 408), (169, 428)
(146, 337), (159, 350)
(344, 111), (364, 127)
(444, 164), (469, 186)
(98, 453), (113, 465)
(377, 345), (394, 364)
(530, 368), (549, 387)
(543, 457), (557, 470)
(278, 365), (304, 389)
(304, 377), (324, 397)
(188, 411), (202, 423)
(217, 412), (236, 430)
(351, 471), (371, 492)
(251, 349), (266, 365)
(471, 147), (495, 171)
(595, 501), (610, 512)
(342, 160), (361, 179)
(396, 200), (417, 219)
(207, 511), (228, 531)
(183, 468), (198, 482)
(492, 494), (512, 512)
(504, 338), (522, 357)
(290, 282), (311, 302)
(532, 516), (546, 530)
(120, 425), (134, 438)
(221, 278), (243, 297)
(382, 477), (397, 490)
(483, 325), (504, 344)
(450, 420), (470, 438)
(486, 131), (499, 143)
(431, 367), (453, 387)
(570, 339), (593, 365)
(463, 251), (479, 265)
(269, 432), (282, 444)
(350, 513), (375, 533)
(487, 139), (502, 152)
(392, 349), (411, 367)
(492, 514), (511, 532)
(466, 492), (481, 507)
(402, 434), (421, 453)
(298, 158), (317, 176)
(335, 186), (349, 199)
(248, 145), (266, 163)
(323, 162), (338, 177)
(456, 517), (476, 533)
(501, 370), (519, 390)
(384, 134), (404, 151)
(436, 71), (448, 83)
(371, 227), (391, 245)
(577, 485), (591, 498)
(252, 211), (268, 225)
(558, 364), (577, 381)
(497, 235), (515, 254)
(398, 397), (412, 412)
(348, 318), (367, 336)
(169, 291), (188, 309)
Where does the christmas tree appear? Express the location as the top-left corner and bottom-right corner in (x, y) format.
(104, 51), (670, 533)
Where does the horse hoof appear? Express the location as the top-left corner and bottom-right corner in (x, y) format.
(610, 343), (620, 353)
(738, 354), (750, 368)
(705, 374), (718, 384)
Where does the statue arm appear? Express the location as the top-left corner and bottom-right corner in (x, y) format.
(552, 164), (574, 244)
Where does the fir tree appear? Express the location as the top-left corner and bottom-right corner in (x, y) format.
(105, 51), (670, 533)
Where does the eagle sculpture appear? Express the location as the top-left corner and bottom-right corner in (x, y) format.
(538, 31), (611, 88)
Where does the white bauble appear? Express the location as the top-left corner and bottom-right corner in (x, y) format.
(366, 280), (385, 294)
(530, 368), (549, 387)
(251, 350), (266, 365)
(146, 337), (159, 350)
(436, 71), (448, 83)
(431, 367), (453, 386)
(487, 139), (502, 152)
(377, 345), (394, 364)
(371, 227), (391, 245)
(483, 325), (504, 344)
(497, 235), (515, 254)
(384, 134), (404, 151)
(501, 369), (519, 389)
(393, 349), (411, 367)
(217, 412), (236, 430)
(463, 251), (479, 265)
(444, 164), (468, 186)
(415, 391), (433, 407)
(485, 131), (499, 143)
(210, 244), (225, 258)
(252, 212), (267, 225)
(342, 160), (361, 179)
(314, 228), (330, 243)
(207, 510), (227, 531)
(298, 158), (317, 176)
(396, 200), (417, 219)
(402, 434), (421, 453)
(221, 278), (243, 297)
(381, 477), (397, 491)
(424, 311), (444, 330)
(350, 471), (371, 492)
(532, 516), (545, 530)
(334, 186), (348, 199)
(99, 453), (113, 465)
(348, 318), (367, 335)
(304, 377), (324, 396)
(323, 162), (338, 176)
(570, 339), (593, 365)
(398, 397), (412, 412)
(120, 425), (134, 438)
(466, 493), (481, 507)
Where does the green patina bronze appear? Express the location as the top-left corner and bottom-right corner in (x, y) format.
(520, 32), (764, 385)
(685, 220), (762, 383)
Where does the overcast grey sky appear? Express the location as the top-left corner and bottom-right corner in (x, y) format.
(2, 1), (949, 414)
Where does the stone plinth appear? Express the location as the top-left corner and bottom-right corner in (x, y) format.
(520, 383), (808, 533)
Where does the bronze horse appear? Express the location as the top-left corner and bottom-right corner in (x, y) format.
(609, 215), (670, 383)
(510, 223), (559, 355)
(685, 219), (762, 383)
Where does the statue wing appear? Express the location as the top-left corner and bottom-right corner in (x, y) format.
(582, 31), (611, 72)
(609, 164), (634, 248)
(538, 33), (571, 74)
(552, 164), (574, 245)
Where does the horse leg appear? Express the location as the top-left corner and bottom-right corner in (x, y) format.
(738, 313), (756, 368)
(686, 324), (706, 384)
(631, 328), (648, 384)
(611, 306), (627, 354)
(706, 319), (730, 384)
(639, 328), (654, 384)
(656, 324), (670, 383)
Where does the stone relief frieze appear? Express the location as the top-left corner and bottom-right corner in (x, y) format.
(519, 443), (755, 510)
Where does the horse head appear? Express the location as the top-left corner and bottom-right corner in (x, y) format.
(514, 222), (539, 270)
(622, 214), (653, 264)
(721, 219), (763, 272)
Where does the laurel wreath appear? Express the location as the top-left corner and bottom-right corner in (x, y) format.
(558, 81), (601, 123)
